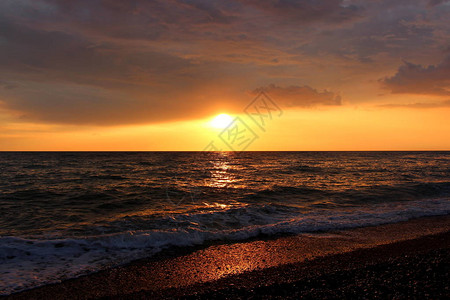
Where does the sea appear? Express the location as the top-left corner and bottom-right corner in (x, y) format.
(1, 151), (449, 294)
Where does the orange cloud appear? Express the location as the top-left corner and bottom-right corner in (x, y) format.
(252, 84), (341, 107)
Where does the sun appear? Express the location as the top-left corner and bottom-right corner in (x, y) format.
(210, 113), (233, 129)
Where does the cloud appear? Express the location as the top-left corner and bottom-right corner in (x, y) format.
(0, 80), (239, 126)
(427, 0), (449, 7)
(0, 81), (16, 90)
(0, 5), (244, 125)
(296, 0), (438, 63)
(378, 100), (450, 109)
(2, 0), (242, 43)
(381, 56), (450, 95)
(239, 0), (362, 24)
(0, 16), (197, 90)
(0, 0), (449, 126)
(252, 84), (341, 107)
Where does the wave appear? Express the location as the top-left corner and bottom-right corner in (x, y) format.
(1, 197), (449, 295)
(249, 182), (450, 203)
(88, 175), (129, 180)
(286, 165), (327, 173)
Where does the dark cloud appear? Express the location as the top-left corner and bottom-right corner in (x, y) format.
(1, 0), (239, 40)
(0, 5), (235, 125)
(427, 0), (449, 7)
(0, 15), (197, 90)
(253, 84), (342, 107)
(381, 56), (450, 95)
(0, 0), (448, 126)
(296, 0), (438, 63)
(240, 0), (362, 24)
(0, 81), (16, 90)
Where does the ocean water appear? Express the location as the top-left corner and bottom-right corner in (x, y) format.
(1, 151), (449, 294)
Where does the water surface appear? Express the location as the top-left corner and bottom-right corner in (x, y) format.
(1, 151), (449, 294)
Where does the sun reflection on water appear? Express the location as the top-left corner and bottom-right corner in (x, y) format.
(205, 152), (236, 189)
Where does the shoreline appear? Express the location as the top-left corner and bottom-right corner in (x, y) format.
(164, 230), (450, 299)
(5, 214), (450, 299)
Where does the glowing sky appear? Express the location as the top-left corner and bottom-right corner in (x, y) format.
(0, 0), (449, 150)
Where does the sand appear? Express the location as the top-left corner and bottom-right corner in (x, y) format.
(5, 215), (450, 299)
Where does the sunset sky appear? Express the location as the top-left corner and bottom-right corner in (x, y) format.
(0, 0), (449, 150)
